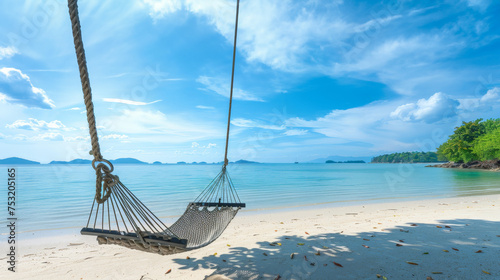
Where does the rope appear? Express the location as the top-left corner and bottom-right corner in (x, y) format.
(223, 0), (240, 167)
(68, 0), (114, 203)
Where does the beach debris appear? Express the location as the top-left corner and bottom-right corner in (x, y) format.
(398, 240), (404, 243)
(290, 253), (295, 259)
(227, 244), (231, 247)
(362, 245), (370, 248)
(363, 238), (370, 241)
(315, 251), (320, 256)
(223, 259), (226, 262)
(324, 264), (328, 266)
(400, 229), (409, 233)
(280, 222), (284, 224)
(165, 269), (172, 275)
(305, 232), (310, 235)
(443, 250), (449, 252)
(275, 230), (278, 232)
(426, 277), (434, 280)
(297, 243), (305, 246)
(263, 253), (268, 256)
(452, 248), (459, 251)
(333, 262), (343, 267)
(411, 224), (418, 226)
(445, 226), (451, 228)
(373, 227), (377, 229)
(322, 246), (329, 249)
(376, 274), (381, 278)
(483, 270), (491, 275)
(497, 235), (500, 237)
(396, 244), (403, 247)
(186, 256), (190, 259)
(431, 272), (443, 274)
(304, 256), (308, 261)
(274, 274), (281, 280)
(475, 250), (483, 253)
(423, 252), (429, 255)
(214, 253), (218, 256)
(310, 262), (315, 266)
(406, 261), (418, 265)
(436, 226), (442, 228)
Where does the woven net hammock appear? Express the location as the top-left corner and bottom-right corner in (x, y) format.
(68, 0), (244, 255)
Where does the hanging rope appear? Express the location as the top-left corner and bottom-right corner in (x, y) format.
(68, 0), (245, 254)
(68, 0), (114, 204)
(223, 0), (240, 167)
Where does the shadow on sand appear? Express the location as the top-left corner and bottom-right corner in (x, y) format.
(171, 218), (500, 279)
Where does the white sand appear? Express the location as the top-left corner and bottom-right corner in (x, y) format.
(2, 194), (499, 279)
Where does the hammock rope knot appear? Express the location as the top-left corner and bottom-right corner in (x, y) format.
(94, 162), (115, 204)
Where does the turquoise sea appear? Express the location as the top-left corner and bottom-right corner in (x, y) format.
(1, 163), (500, 233)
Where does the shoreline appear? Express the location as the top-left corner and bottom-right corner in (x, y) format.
(6, 194), (500, 279)
(427, 160), (500, 171)
(10, 192), (500, 238)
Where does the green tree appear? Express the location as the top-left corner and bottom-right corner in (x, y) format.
(437, 119), (485, 162)
(482, 118), (500, 134)
(472, 127), (500, 160)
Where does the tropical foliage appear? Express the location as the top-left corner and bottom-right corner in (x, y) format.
(437, 118), (500, 162)
(371, 152), (444, 163)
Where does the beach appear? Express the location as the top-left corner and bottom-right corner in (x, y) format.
(4, 194), (499, 280)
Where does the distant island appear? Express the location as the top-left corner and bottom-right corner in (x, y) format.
(371, 152), (445, 163)
(111, 158), (148, 164)
(326, 160), (365, 163)
(50, 159), (92, 164)
(309, 155), (371, 163)
(234, 159), (259, 164)
(0, 157), (40, 164)
(429, 118), (500, 171)
(1, 157), (261, 165)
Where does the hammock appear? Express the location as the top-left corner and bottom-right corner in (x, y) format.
(68, 0), (245, 255)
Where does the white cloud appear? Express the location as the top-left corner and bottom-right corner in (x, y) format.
(102, 134), (129, 140)
(390, 92), (460, 123)
(0, 67), (54, 109)
(0, 46), (17, 60)
(191, 142), (216, 149)
(68, 107), (81, 111)
(197, 76), (264, 102)
(284, 129), (308, 136)
(102, 98), (161, 106)
(143, 0), (183, 18)
(65, 135), (89, 142)
(33, 132), (65, 141)
(104, 109), (220, 142)
(6, 118), (67, 131)
(142, 0), (367, 72)
(480, 87), (499, 102)
(196, 105), (215, 110)
(464, 0), (490, 11)
(231, 118), (285, 130)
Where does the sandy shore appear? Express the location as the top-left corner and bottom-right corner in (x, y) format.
(2, 194), (499, 279)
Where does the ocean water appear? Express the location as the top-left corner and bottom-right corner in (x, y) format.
(1, 163), (500, 233)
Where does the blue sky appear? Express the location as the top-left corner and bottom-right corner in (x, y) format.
(0, 0), (499, 163)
